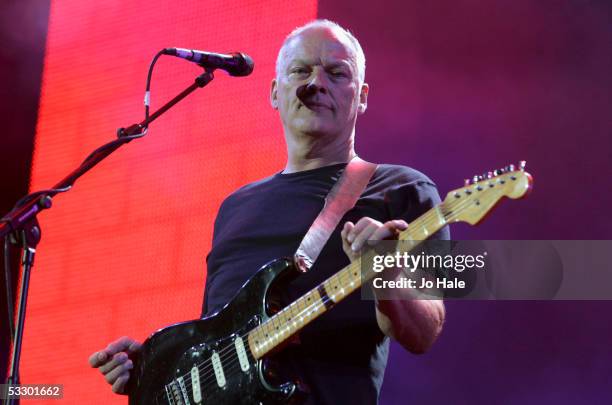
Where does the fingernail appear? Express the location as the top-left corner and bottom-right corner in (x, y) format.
(347, 235), (354, 243)
(98, 352), (106, 361)
(351, 243), (358, 251)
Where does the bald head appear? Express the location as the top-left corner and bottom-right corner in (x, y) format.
(275, 19), (366, 83)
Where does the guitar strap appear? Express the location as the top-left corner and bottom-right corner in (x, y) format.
(294, 156), (378, 272)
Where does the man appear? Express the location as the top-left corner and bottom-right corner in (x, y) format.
(89, 19), (448, 404)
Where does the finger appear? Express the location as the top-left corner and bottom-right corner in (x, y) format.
(341, 221), (354, 238)
(351, 222), (380, 252)
(347, 218), (378, 243)
(341, 222), (354, 245)
(89, 350), (108, 368)
(127, 340), (142, 354)
(393, 219), (409, 231)
(111, 373), (130, 394)
(99, 352), (128, 374)
(106, 336), (136, 355)
(104, 359), (133, 385)
(341, 229), (354, 258)
(342, 221), (354, 231)
(368, 220), (409, 244)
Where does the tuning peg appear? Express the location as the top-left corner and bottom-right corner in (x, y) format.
(493, 169), (500, 176)
(519, 160), (527, 170)
(487, 171), (493, 179)
(472, 175), (479, 183)
(464, 178), (470, 186)
(508, 164), (515, 172)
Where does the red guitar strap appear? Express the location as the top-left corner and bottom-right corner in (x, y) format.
(294, 156), (378, 272)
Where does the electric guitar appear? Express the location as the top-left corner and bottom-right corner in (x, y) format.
(128, 162), (533, 405)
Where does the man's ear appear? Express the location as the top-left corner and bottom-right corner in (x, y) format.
(270, 78), (278, 110)
(358, 82), (369, 114)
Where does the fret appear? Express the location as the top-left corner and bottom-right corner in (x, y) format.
(272, 310), (282, 337)
(316, 284), (334, 310)
(286, 303), (297, 333)
(295, 297), (306, 322)
(301, 291), (318, 324)
(325, 272), (343, 302)
(433, 205), (447, 227)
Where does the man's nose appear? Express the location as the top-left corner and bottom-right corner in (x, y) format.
(306, 67), (328, 94)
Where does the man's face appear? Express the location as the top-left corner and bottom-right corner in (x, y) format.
(271, 27), (368, 139)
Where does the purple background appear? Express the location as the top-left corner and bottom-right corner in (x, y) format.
(1, 0), (611, 403)
(317, 1), (612, 403)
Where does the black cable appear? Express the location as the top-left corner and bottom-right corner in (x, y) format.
(80, 48), (164, 165)
(144, 49), (165, 124)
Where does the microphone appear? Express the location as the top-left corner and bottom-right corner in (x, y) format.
(163, 48), (254, 77)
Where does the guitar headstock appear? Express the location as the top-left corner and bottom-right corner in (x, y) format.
(442, 161), (533, 225)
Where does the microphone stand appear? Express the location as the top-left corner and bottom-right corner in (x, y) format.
(0, 68), (215, 405)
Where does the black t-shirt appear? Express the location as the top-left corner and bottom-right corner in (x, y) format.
(203, 163), (450, 405)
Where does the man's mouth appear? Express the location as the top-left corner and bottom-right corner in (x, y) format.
(299, 101), (331, 111)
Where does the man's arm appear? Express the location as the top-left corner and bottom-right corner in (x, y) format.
(341, 218), (445, 354)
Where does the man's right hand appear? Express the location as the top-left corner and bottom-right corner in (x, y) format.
(88, 336), (142, 395)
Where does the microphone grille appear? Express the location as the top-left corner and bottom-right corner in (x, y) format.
(230, 53), (254, 77)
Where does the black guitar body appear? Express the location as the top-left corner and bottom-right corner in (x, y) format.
(128, 258), (305, 405)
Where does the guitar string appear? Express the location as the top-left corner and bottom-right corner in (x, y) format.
(171, 195), (459, 395)
(177, 340), (261, 403)
(169, 189), (480, 392)
(177, 251), (358, 388)
(184, 176), (520, 400)
(180, 272), (355, 395)
(181, 297), (328, 394)
(181, 251), (366, 392)
(161, 211), (440, 402)
(171, 219), (437, 399)
(156, 178), (512, 399)
(160, 196), (476, 402)
(164, 186), (487, 396)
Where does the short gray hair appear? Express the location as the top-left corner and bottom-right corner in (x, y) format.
(275, 19), (366, 82)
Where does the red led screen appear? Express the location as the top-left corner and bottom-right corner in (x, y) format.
(25, 1), (316, 402)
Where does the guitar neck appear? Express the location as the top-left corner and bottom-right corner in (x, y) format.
(247, 205), (448, 359)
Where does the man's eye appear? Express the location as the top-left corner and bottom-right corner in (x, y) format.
(291, 68), (309, 75)
(330, 71), (347, 78)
